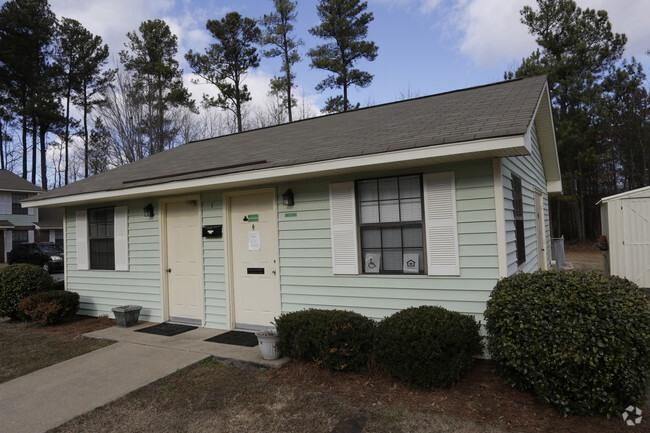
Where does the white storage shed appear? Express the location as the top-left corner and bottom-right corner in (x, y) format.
(599, 186), (650, 288)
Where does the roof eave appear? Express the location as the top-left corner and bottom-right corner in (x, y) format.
(524, 80), (562, 194)
(25, 135), (528, 208)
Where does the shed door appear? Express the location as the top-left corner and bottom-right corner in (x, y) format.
(230, 190), (280, 329)
(622, 199), (650, 287)
(166, 199), (203, 324)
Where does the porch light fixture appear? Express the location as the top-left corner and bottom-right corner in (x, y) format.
(143, 203), (154, 218)
(282, 189), (294, 206)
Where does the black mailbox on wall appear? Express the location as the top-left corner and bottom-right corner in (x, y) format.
(202, 225), (223, 239)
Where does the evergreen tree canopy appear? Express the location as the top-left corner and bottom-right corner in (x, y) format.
(308, 0), (378, 113)
(120, 19), (194, 155)
(262, 0), (302, 123)
(186, 12), (261, 133)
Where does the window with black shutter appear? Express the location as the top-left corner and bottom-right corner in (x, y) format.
(512, 175), (526, 265)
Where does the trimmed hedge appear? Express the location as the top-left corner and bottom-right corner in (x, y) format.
(374, 305), (483, 389)
(485, 270), (650, 416)
(274, 309), (376, 372)
(0, 264), (53, 320)
(19, 290), (80, 325)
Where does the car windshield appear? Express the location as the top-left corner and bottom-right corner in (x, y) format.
(39, 244), (63, 255)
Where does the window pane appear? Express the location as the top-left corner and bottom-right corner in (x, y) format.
(400, 198), (421, 221)
(382, 249), (402, 271)
(379, 199), (400, 222)
(361, 227), (381, 249)
(360, 202), (379, 223)
(399, 175), (420, 199)
(358, 179), (378, 201)
(378, 178), (398, 200)
(381, 227), (402, 248)
(402, 225), (423, 248)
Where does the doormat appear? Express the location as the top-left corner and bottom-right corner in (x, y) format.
(135, 323), (197, 337)
(205, 330), (258, 347)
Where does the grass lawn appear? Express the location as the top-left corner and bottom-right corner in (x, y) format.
(0, 316), (114, 384)
(50, 358), (508, 433)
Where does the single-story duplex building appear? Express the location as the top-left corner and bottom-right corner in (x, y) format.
(24, 75), (561, 330)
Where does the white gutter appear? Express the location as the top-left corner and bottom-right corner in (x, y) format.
(25, 135), (528, 208)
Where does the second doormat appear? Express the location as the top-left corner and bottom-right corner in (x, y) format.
(205, 330), (258, 347)
(135, 323), (197, 337)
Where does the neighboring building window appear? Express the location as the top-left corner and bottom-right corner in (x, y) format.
(12, 230), (28, 250)
(55, 229), (64, 247)
(12, 193), (28, 215)
(357, 175), (424, 274)
(512, 175), (526, 265)
(88, 207), (115, 270)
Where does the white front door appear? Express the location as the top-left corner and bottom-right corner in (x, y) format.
(230, 190), (280, 329)
(166, 199), (203, 324)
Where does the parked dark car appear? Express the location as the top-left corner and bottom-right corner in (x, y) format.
(8, 242), (64, 273)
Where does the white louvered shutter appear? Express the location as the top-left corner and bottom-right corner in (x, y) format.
(423, 172), (460, 276)
(27, 230), (34, 243)
(76, 210), (89, 270)
(114, 206), (129, 271)
(329, 182), (359, 274)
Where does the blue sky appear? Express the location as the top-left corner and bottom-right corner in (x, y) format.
(48, 0), (650, 113)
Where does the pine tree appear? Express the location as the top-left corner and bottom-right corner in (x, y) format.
(262, 0), (302, 123)
(120, 19), (194, 155)
(186, 12), (261, 133)
(512, 0), (626, 242)
(307, 0), (378, 113)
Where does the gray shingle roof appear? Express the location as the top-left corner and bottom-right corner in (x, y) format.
(0, 170), (44, 193)
(27, 75), (547, 203)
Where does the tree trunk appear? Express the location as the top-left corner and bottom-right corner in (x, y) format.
(31, 116), (37, 184)
(83, 84), (89, 178)
(22, 115), (27, 179)
(39, 123), (47, 190)
(64, 81), (71, 185)
(0, 118), (4, 170)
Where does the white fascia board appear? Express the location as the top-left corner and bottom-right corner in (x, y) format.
(600, 185), (650, 203)
(25, 135), (527, 208)
(547, 180), (563, 194)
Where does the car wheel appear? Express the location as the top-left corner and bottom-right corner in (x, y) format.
(43, 263), (50, 273)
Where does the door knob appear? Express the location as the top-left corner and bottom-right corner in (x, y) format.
(167, 268), (172, 273)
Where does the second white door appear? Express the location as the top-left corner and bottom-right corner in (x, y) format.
(230, 190), (280, 329)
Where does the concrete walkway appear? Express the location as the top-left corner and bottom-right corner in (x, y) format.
(0, 323), (287, 433)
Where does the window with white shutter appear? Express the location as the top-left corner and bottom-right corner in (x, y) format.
(76, 207), (129, 271)
(330, 172), (459, 276)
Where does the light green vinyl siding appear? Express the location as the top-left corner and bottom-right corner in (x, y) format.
(201, 193), (227, 329)
(502, 124), (551, 275)
(65, 199), (162, 321)
(276, 159), (498, 323)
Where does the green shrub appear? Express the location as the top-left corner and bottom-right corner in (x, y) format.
(275, 309), (376, 372)
(485, 270), (650, 416)
(0, 264), (53, 319)
(52, 280), (65, 291)
(374, 305), (483, 389)
(18, 290), (80, 325)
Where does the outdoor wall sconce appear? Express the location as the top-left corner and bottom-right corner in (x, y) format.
(282, 189), (294, 206)
(143, 203), (154, 218)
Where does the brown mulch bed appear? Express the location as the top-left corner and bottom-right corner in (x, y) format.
(12, 314), (116, 339)
(270, 359), (647, 433)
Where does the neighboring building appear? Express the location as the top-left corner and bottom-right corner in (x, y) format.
(0, 170), (63, 262)
(599, 186), (650, 288)
(24, 76), (561, 330)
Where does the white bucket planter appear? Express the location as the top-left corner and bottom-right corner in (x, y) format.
(255, 330), (281, 360)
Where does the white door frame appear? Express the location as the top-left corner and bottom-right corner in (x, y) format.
(224, 187), (279, 330)
(160, 195), (204, 324)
